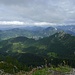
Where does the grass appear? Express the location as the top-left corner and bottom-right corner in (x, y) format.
(50, 65), (72, 73)
(0, 64), (71, 75)
(32, 65), (72, 75)
(32, 68), (51, 75)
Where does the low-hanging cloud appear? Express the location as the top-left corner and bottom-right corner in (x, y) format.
(0, 21), (56, 26)
(0, 21), (24, 25)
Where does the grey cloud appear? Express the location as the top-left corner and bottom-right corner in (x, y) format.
(0, 0), (75, 25)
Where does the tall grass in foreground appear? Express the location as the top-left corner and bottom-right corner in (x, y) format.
(32, 65), (72, 75)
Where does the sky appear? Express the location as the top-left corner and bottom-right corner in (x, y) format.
(0, 0), (75, 26)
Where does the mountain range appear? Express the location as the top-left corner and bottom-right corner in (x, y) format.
(0, 26), (58, 40)
(0, 31), (75, 66)
(0, 25), (75, 41)
(56, 25), (75, 35)
(0, 25), (75, 73)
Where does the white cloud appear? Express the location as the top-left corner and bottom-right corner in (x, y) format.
(0, 21), (75, 27)
(0, 21), (24, 25)
(0, 21), (56, 26)
(33, 22), (56, 26)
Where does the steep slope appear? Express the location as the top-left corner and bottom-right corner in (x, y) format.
(38, 31), (75, 58)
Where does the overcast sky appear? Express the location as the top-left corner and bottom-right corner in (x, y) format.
(0, 0), (75, 26)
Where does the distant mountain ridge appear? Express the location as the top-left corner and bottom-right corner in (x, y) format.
(0, 26), (58, 41)
(56, 25), (75, 35)
(0, 25), (75, 41)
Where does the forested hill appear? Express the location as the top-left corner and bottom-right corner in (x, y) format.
(0, 31), (75, 59)
(0, 31), (75, 74)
